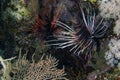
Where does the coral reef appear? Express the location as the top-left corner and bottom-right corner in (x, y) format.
(0, 51), (67, 80)
(105, 38), (120, 68)
(98, 0), (120, 19)
(1, 0), (120, 79)
(98, 0), (120, 36)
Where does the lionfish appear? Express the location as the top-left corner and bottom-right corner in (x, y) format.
(47, 1), (111, 56)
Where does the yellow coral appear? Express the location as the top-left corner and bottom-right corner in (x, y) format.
(90, 0), (97, 3)
(83, 0), (97, 4)
(17, 7), (30, 17)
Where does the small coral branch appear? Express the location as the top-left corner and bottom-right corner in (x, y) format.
(0, 56), (16, 80)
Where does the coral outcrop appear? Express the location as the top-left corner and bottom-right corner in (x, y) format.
(105, 38), (120, 68)
(98, 0), (120, 36)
